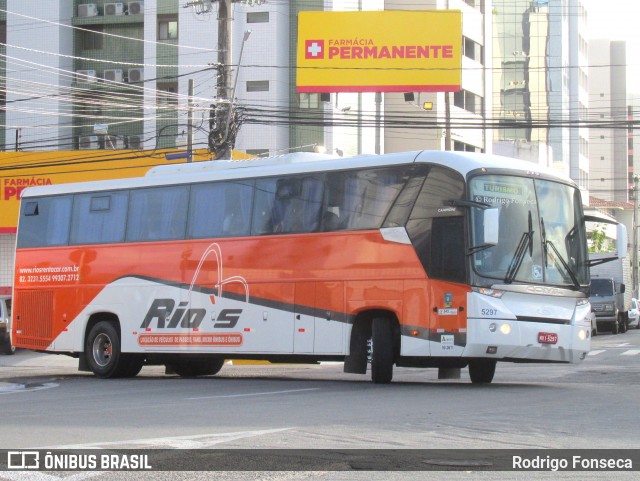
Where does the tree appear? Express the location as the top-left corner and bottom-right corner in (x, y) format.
(588, 224), (611, 253)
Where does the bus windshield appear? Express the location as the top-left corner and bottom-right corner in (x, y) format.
(470, 174), (588, 287)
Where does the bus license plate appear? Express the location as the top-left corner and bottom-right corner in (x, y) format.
(538, 332), (558, 344)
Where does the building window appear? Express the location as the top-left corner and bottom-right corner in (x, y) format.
(247, 80), (269, 92)
(454, 141), (480, 153)
(463, 37), (483, 64)
(82, 26), (104, 50)
(454, 89), (484, 115)
(463, 0), (484, 12)
(247, 11), (269, 23)
(158, 16), (178, 40)
(157, 82), (178, 105)
(299, 93), (319, 109)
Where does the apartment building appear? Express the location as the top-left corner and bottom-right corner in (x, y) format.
(492, 0), (590, 194)
(588, 40), (628, 204)
(382, 0), (492, 154)
(1, 0), (332, 155)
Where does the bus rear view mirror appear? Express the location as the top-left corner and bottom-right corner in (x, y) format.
(484, 208), (499, 245)
(617, 223), (628, 259)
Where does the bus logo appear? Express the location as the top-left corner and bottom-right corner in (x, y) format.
(141, 243), (249, 330)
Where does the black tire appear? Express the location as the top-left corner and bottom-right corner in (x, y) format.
(469, 359), (497, 384)
(121, 356), (145, 378)
(2, 337), (16, 355)
(167, 358), (225, 377)
(618, 315), (627, 334)
(371, 317), (394, 384)
(85, 321), (131, 378)
(612, 321), (619, 335)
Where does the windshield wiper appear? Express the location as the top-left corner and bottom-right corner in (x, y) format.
(505, 211), (534, 284)
(468, 243), (494, 255)
(541, 218), (580, 289)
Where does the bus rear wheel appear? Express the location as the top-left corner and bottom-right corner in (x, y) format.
(85, 321), (138, 378)
(469, 359), (497, 384)
(166, 358), (225, 377)
(371, 317), (394, 384)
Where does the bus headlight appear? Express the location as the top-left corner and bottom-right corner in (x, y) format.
(578, 329), (587, 341)
(489, 323), (511, 335)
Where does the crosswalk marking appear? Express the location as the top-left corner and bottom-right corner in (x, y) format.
(588, 350), (605, 356)
(621, 349), (640, 356)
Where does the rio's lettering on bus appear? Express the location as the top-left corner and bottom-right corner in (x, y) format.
(140, 299), (242, 329)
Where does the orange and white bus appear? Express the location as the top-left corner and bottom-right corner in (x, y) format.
(12, 151), (594, 383)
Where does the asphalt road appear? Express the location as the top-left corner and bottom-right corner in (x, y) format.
(0, 329), (639, 480)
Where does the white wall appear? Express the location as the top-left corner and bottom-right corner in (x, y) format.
(233, 3), (290, 156)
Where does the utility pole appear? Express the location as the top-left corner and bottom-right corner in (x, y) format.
(374, 92), (381, 155)
(444, 92), (451, 151)
(187, 79), (194, 163)
(188, 0), (261, 158)
(633, 174), (639, 298)
(216, 0), (233, 159)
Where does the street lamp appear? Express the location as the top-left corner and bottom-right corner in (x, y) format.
(222, 29), (251, 159)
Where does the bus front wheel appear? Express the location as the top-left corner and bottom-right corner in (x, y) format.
(371, 317), (394, 384)
(85, 321), (132, 378)
(469, 359), (497, 384)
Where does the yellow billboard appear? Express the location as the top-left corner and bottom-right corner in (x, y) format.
(297, 10), (462, 93)
(0, 149), (253, 233)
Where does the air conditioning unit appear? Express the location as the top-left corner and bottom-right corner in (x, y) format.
(103, 69), (124, 83)
(79, 135), (99, 150)
(78, 3), (98, 17)
(128, 68), (144, 83)
(128, 1), (144, 15)
(76, 70), (98, 83)
(104, 136), (122, 149)
(127, 135), (142, 149)
(104, 3), (125, 16)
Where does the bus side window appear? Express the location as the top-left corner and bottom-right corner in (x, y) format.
(252, 176), (324, 235)
(188, 181), (253, 238)
(337, 168), (407, 230)
(406, 165), (466, 283)
(127, 186), (189, 242)
(70, 192), (128, 245)
(17, 195), (73, 248)
(252, 178), (278, 235)
(290, 176), (323, 232)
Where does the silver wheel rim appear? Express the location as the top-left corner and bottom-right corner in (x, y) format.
(92, 333), (113, 367)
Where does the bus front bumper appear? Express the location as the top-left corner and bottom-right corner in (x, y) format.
(463, 318), (591, 364)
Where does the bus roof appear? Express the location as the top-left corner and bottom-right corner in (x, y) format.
(20, 150), (574, 198)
